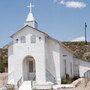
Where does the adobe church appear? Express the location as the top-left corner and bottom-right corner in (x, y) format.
(7, 2), (89, 90)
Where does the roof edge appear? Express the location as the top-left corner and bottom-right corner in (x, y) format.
(10, 25), (48, 38)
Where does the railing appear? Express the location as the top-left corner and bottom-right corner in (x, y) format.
(84, 70), (90, 86)
(46, 69), (56, 84)
(33, 74), (36, 81)
(31, 74), (36, 88)
(17, 77), (22, 88)
(17, 74), (36, 89)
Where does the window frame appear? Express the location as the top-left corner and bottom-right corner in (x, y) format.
(21, 36), (26, 43)
(31, 35), (36, 43)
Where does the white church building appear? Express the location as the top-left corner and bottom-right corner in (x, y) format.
(6, 3), (90, 90)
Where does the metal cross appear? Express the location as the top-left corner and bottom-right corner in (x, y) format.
(27, 3), (34, 13)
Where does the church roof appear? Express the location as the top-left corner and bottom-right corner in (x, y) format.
(10, 25), (48, 38)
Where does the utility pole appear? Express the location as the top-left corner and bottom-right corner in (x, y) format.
(85, 22), (87, 44)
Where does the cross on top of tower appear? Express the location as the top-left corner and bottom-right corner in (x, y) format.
(25, 2), (38, 29)
(27, 3), (34, 13)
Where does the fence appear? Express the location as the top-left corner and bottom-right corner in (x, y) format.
(84, 70), (90, 86)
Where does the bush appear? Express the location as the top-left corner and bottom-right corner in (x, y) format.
(61, 78), (73, 84)
(73, 76), (80, 81)
(0, 62), (5, 73)
(61, 74), (73, 84)
(0, 58), (8, 73)
(61, 75), (80, 84)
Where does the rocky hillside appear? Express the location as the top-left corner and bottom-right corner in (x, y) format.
(0, 49), (8, 72)
(63, 42), (90, 61)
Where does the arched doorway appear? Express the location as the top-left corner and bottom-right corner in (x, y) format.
(23, 56), (36, 81)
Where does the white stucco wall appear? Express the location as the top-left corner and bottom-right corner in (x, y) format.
(60, 45), (74, 78)
(74, 58), (90, 77)
(45, 37), (61, 84)
(79, 61), (90, 77)
(8, 44), (15, 84)
(45, 38), (74, 84)
(73, 58), (79, 76)
(8, 26), (46, 85)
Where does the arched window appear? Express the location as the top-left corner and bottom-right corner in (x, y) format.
(21, 36), (26, 43)
(31, 35), (36, 43)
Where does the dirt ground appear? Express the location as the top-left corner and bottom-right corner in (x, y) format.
(59, 80), (90, 90)
(0, 73), (8, 87)
(0, 74), (90, 90)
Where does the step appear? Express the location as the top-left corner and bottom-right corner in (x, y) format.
(19, 81), (32, 90)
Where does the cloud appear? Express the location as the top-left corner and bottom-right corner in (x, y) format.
(70, 36), (85, 42)
(55, 0), (86, 8)
(65, 1), (86, 8)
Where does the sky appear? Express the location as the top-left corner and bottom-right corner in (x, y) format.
(0, 0), (90, 47)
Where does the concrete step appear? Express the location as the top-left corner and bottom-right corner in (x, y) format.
(19, 81), (32, 90)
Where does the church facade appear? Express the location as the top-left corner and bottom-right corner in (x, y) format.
(7, 3), (80, 89)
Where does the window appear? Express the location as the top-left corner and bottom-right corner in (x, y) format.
(29, 61), (33, 72)
(70, 63), (72, 76)
(21, 36), (26, 43)
(15, 39), (18, 43)
(39, 37), (41, 41)
(31, 35), (36, 43)
(64, 60), (66, 75)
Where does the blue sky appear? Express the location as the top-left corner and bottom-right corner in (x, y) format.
(0, 0), (90, 47)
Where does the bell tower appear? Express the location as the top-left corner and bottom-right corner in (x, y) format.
(25, 3), (38, 29)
